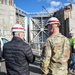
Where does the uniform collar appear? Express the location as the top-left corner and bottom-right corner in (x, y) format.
(12, 36), (23, 41)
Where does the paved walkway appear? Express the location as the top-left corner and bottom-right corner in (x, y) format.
(0, 58), (74, 75)
(0, 58), (42, 75)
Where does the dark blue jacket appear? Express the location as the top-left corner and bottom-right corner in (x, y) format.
(3, 36), (35, 75)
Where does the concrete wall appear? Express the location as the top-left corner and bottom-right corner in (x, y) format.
(69, 4), (75, 33)
(0, 0), (27, 41)
(53, 4), (75, 37)
(0, 4), (16, 40)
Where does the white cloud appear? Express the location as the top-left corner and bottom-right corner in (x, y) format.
(41, 1), (61, 13)
(40, 0), (63, 13)
(67, 0), (75, 3)
(46, 7), (59, 13)
(44, 1), (61, 13)
(73, 0), (75, 2)
(64, 3), (70, 6)
(50, 1), (61, 6)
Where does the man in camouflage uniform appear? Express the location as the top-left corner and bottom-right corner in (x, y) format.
(40, 17), (70, 75)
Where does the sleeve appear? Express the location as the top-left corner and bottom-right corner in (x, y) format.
(73, 37), (75, 49)
(25, 44), (35, 63)
(70, 37), (75, 53)
(40, 40), (52, 74)
(60, 37), (70, 63)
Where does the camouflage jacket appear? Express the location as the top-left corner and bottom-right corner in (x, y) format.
(40, 33), (70, 74)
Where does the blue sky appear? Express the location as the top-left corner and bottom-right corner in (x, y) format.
(14, 0), (75, 13)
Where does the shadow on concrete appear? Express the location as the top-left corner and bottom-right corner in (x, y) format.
(33, 61), (40, 66)
(0, 72), (7, 75)
(30, 65), (42, 74)
(30, 60), (43, 74)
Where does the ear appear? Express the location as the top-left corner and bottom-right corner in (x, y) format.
(18, 33), (20, 37)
